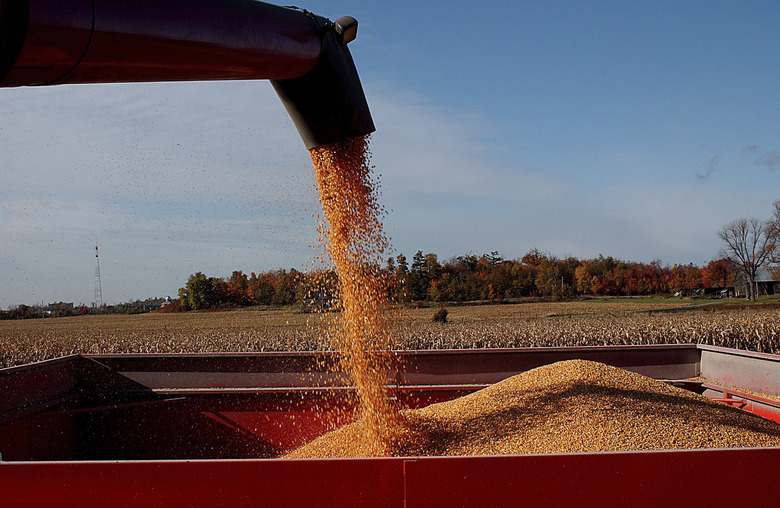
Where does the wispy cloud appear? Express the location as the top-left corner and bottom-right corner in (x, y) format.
(756, 151), (780, 171)
(696, 154), (719, 182)
(742, 144), (759, 154)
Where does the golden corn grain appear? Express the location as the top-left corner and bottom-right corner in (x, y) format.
(309, 136), (399, 455)
(285, 360), (780, 458)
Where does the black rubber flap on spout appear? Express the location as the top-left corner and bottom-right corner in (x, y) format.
(271, 30), (375, 150)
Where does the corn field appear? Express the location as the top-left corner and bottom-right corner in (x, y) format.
(394, 307), (780, 352)
(2, 303), (779, 369)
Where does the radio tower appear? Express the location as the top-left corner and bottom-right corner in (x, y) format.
(94, 244), (103, 309)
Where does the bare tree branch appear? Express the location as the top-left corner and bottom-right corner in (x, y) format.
(768, 200), (780, 264)
(718, 217), (773, 300)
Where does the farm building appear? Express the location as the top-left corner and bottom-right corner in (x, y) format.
(733, 267), (780, 297)
(45, 301), (74, 316)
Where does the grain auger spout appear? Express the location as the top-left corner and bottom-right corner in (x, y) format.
(0, 0), (375, 149)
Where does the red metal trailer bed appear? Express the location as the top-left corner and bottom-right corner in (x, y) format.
(1, 344), (779, 507)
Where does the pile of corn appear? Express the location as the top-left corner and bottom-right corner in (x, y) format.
(285, 360), (780, 458)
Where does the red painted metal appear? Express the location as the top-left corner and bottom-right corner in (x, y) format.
(0, 355), (80, 418)
(395, 344), (700, 387)
(0, 0), (321, 86)
(711, 396), (748, 408)
(0, 0), (376, 148)
(0, 458), (405, 508)
(701, 382), (780, 425)
(3, 345), (780, 506)
(401, 448), (780, 508)
(3, 345), (780, 461)
(77, 344), (702, 392)
(1, 448), (779, 507)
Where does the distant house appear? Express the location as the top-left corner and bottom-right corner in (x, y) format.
(701, 286), (734, 298)
(48, 301), (74, 311)
(45, 301), (75, 316)
(733, 267), (780, 297)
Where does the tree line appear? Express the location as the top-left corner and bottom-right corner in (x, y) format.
(5, 201), (776, 317)
(0, 298), (170, 320)
(172, 196), (780, 311)
(168, 252), (743, 312)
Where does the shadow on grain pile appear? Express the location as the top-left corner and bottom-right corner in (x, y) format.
(285, 359), (780, 458)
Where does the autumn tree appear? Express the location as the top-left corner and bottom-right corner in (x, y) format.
(534, 255), (575, 300)
(178, 272), (223, 310)
(271, 269), (300, 306)
(448, 254), (482, 301)
(248, 272), (276, 305)
(701, 258), (734, 288)
(521, 248), (545, 268)
(718, 218), (774, 300)
(484, 258), (514, 300)
(425, 253), (442, 281)
(222, 270), (251, 306)
(393, 253), (410, 302)
(409, 251), (430, 301)
(385, 256), (396, 274)
(510, 261), (536, 297)
(574, 263), (593, 295)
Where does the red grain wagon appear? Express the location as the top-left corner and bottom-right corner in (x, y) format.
(3, 3), (779, 506)
(1, 344), (780, 507)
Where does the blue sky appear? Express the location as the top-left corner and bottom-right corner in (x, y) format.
(1, 0), (779, 308)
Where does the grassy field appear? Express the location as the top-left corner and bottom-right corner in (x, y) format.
(2, 298), (779, 368)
